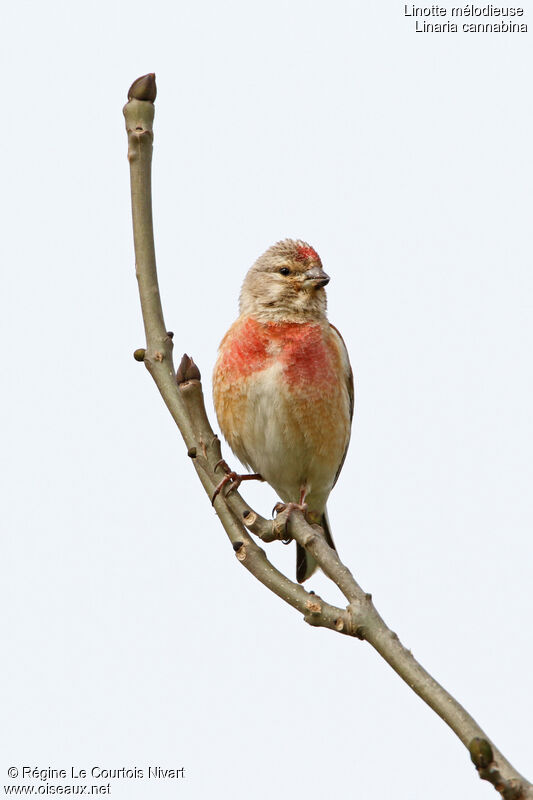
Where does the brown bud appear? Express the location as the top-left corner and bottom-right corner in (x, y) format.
(187, 357), (201, 381)
(133, 348), (146, 362)
(176, 354), (189, 383)
(128, 73), (157, 102)
(176, 353), (201, 384)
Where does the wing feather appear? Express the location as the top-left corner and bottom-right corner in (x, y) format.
(329, 323), (354, 487)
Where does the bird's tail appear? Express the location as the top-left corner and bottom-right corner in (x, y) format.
(296, 508), (336, 583)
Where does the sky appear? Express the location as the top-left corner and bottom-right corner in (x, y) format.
(2, 1), (532, 798)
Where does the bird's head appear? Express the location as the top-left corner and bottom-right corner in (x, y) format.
(239, 239), (330, 322)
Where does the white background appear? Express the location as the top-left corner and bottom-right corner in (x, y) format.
(2, 1), (532, 798)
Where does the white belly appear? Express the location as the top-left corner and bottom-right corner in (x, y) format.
(234, 362), (335, 509)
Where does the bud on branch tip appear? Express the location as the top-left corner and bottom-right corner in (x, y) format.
(128, 74), (157, 103)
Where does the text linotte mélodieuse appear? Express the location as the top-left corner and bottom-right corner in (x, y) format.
(404, 5), (527, 31)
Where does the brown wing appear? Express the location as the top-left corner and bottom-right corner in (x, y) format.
(329, 323), (354, 487)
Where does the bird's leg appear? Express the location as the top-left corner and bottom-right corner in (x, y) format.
(211, 459), (264, 505)
(273, 487), (308, 515)
(272, 487), (308, 543)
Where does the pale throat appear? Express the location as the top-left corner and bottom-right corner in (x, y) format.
(243, 292), (327, 324)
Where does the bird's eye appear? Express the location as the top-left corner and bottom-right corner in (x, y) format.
(279, 267), (291, 276)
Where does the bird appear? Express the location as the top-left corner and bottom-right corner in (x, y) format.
(212, 239), (354, 582)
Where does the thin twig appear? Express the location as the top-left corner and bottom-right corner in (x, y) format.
(123, 74), (532, 800)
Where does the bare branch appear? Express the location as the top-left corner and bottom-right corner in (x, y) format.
(123, 74), (532, 800)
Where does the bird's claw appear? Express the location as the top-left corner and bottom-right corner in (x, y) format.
(272, 500), (308, 516)
(272, 501), (308, 543)
(211, 460), (263, 505)
(212, 471), (240, 505)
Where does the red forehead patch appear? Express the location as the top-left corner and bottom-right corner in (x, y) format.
(295, 244), (319, 262)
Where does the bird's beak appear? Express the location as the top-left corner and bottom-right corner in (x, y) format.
(304, 266), (330, 289)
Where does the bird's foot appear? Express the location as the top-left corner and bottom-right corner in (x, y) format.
(272, 499), (308, 544)
(211, 460), (264, 505)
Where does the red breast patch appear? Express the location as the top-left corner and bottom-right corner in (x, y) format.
(219, 318), (337, 393)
